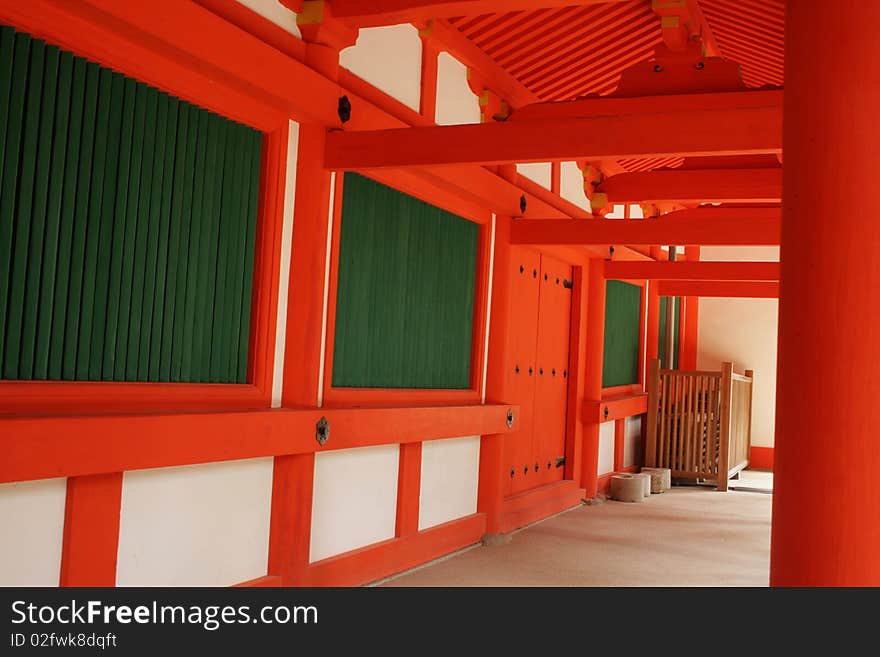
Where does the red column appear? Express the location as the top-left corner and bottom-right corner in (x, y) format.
(771, 1), (880, 586)
(479, 215), (512, 536)
(580, 258), (606, 497)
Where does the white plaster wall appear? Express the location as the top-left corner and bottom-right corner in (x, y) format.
(560, 161), (588, 210)
(624, 415), (643, 468)
(310, 445), (400, 562)
(340, 25), (422, 112)
(116, 459), (273, 586)
(418, 436), (480, 531)
(235, 0), (301, 37)
(516, 163), (552, 190)
(598, 421), (616, 475)
(698, 245), (779, 448)
(435, 52), (480, 125)
(0, 478), (66, 586)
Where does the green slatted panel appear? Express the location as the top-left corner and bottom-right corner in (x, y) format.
(0, 24), (262, 383)
(332, 172), (478, 389)
(658, 296), (681, 370)
(602, 280), (642, 388)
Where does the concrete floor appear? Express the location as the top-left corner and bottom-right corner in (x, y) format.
(383, 486), (772, 587)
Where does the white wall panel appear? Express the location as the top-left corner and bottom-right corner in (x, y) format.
(0, 478), (66, 586)
(235, 0), (301, 37)
(560, 161), (588, 210)
(624, 415), (643, 468)
(340, 25), (422, 111)
(698, 246), (779, 447)
(310, 445), (400, 562)
(418, 436), (480, 531)
(516, 162), (552, 189)
(435, 52), (480, 125)
(116, 459), (273, 587)
(598, 421), (616, 475)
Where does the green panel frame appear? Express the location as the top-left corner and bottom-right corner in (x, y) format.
(332, 173), (479, 389)
(0, 24), (262, 383)
(602, 280), (642, 388)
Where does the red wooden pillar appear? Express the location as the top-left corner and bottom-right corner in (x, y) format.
(580, 258), (606, 497)
(59, 473), (123, 586)
(480, 215), (512, 536)
(771, 0), (880, 586)
(268, 23), (352, 584)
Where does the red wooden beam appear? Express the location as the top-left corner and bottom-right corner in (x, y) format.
(656, 280), (779, 298)
(0, 404), (518, 484)
(331, 0), (628, 27)
(509, 207), (781, 246)
(324, 90), (783, 169)
(605, 260), (780, 281)
(597, 168), (782, 204)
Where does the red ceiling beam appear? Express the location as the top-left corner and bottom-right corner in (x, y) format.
(597, 167), (782, 204)
(330, 1), (628, 28)
(605, 260), (780, 281)
(656, 280), (779, 298)
(509, 207), (781, 246)
(324, 90), (783, 169)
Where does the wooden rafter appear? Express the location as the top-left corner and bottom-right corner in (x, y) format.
(509, 207), (781, 246)
(605, 260), (780, 281)
(325, 90), (782, 169)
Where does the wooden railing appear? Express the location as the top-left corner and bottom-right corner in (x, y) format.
(645, 360), (752, 491)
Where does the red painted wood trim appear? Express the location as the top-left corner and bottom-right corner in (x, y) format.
(195, 0), (307, 62)
(580, 259), (605, 497)
(500, 480), (585, 534)
(605, 260), (780, 281)
(511, 208), (782, 247)
(598, 167), (782, 204)
(396, 443), (423, 537)
(304, 513), (486, 586)
(1, 404), (518, 484)
(584, 393), (649, 423)
(514, 173), (591, 220)
(646, 280), (661, 363)
(324, 92), (783, 169)
(478, 216), (512, 535)
(564, 265), (586, 484)
(657, 280), (780, 298)
(0, 0), (334, 128)
(613, 419), (626, 472)
(268, 454), (315, 585)
(750, 446), (774, 471)
(233, 575), (283, 587)
(59, 473), (123, 587)
(419, 37), (439, 121)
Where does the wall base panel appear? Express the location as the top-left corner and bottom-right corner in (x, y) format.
(500, 480), (585, 534)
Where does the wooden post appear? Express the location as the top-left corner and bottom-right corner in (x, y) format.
(717, 361), (733, 491)
(580, 258), (606, 497)
(645, 358), (660, 468)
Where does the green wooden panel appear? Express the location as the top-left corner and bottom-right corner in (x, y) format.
(0, 24), (262, 384)
(602, 280), (642, 388)
(658, 296), (681, 370)
(332, 172), (478, 389)
(4, 38), (46, 379)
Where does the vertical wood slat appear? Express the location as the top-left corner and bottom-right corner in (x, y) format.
(0, 24), (262, 384)
(717, 362), (733, 490)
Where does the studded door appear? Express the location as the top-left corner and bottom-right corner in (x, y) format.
(504, 247), (541, 495)
(532, 254), (572, 487)
(504, 248), (572, 495)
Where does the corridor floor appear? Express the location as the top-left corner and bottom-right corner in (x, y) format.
(382, 486), (772, 587)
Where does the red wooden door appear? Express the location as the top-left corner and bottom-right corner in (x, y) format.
(504, 247), (540, 495)
(532, 254), (572, 487)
